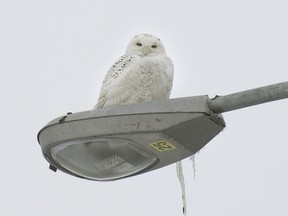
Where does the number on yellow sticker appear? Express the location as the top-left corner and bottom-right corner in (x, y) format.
(149, 140), (176, 152)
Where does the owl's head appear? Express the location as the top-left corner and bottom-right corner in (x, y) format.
(126, 33), (167, 57)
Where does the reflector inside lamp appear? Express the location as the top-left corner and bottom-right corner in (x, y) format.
(50, 138), (158, 181)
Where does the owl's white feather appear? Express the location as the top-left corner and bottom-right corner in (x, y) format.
(94, 33), (174, 109)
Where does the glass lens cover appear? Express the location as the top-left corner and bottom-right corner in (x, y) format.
(50, 138), (158, 181)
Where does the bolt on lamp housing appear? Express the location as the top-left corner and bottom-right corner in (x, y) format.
(37, 96), (225, 181)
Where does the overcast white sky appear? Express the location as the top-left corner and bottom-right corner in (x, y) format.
(1, 0), (288, 215)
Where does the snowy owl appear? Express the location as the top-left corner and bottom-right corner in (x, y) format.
(94, 33), (187, 215)
(94, 33), (174, 109)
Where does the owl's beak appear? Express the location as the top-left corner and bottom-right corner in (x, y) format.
(143, 46), (151, 56)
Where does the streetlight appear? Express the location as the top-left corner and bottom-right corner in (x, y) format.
(38, 96), (225, 181)
(37, 82), (288, 181)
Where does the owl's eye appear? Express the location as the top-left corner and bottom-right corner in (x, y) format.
(136, 43), (142, 46)
(151, 45), (157, 48)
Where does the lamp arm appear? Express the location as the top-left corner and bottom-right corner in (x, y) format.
(207, 81), (288, 113)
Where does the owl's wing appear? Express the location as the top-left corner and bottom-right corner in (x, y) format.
(94, 54), (135, 108)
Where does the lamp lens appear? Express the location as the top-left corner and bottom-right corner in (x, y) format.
(50, 138), (158, 181)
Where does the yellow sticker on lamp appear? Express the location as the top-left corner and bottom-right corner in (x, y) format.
(149, 141), (176, 152)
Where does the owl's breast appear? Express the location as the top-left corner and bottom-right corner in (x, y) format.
(126, 55), (174, 100)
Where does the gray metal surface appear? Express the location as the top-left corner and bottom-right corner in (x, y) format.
(37, 95), (225, 180)
(208, 81), (288, 113)
(38, 95), (216, 146)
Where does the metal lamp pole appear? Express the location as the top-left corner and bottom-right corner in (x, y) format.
(37, 81), (288, 181)
(207, 81), (288, 113)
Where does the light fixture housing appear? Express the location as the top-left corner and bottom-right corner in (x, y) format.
(37, 96), (225, 181)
